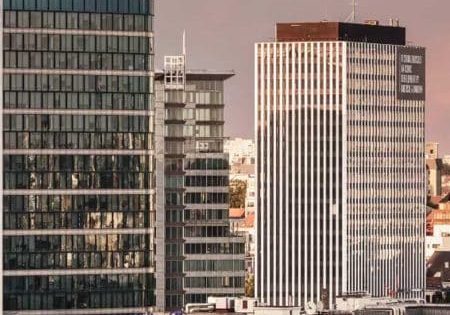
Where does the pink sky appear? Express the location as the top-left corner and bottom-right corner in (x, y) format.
(156, 0), (450, 154)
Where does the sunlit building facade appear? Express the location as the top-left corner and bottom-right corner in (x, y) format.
(2, 0), (155, 313)
(155, 57), (245, 311)
(255, 22), (426, 310)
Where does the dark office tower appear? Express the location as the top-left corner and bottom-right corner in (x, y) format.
(154, 55), (246, 311)
(2, 1), (155, 314)
(256, 22), (426, 310)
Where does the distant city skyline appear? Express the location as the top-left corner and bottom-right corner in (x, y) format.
(156, 0), (450, 153)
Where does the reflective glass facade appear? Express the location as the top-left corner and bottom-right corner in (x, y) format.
(2, 0), (155, 313)
(155, 67), (245, 311)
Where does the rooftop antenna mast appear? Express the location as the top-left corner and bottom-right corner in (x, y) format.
(182, 30), (186, 57)
(346, 0), (357, 22)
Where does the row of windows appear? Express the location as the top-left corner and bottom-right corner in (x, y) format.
(4, 92), (151, 110)
(184, 260), (245, 272)
(165, 227), (182, 240)
(5, 33), (151, 54)
(164, 176), (183, 189)
(164, 107), (223, 122)
(165, 276), (182, 290)
(4, 194), (148, 213)
(184, 226), (230, 238)
(5, 211), (148, 230)
(164, 89), (224, 105)
(4, 131), (148, 150)
(4, 114), (149, 132)
(5, 273), (153, 291)
(4, 51), (150, 71)
(5, 250), (150, 270)
(165, 208), (229, 224)
(184, 276), (244, 289)
(4, 274), (154, 310)
(5, 289), (153, 311)
(4, 170), (147, 189)
(164, 124), (224, 139)
(165, 192), (229, 206)
(185, 242), (245, 255)
(5, 0), (153, 15)
(165, 140), (224, 155)
(164, 107), (194, 121)
(4, 74), (151, 93)
(165, 294), (183, 309)
(5, 155), (147, 172)
(185, 294), (208, 304)
(348, 104), (425, 113)
(5, 234), (148, 253)
(4, 10), (152, 31)
(165, 244), (183, 258)
(348, 120), (424, 127)
(195, 125), (224, 138)
(184, 209), (229, 222)
(185, 176), (229, 187)
(184, 193), (229, 205)
(183, 158), (229, 170)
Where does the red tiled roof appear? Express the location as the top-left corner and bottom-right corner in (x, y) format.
(229, 208), (245, 219)
(241, 213), (255, 228)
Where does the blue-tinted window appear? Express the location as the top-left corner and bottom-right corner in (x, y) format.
(96, 0), (107, 12)
(4, 0), (11, 10)
(129, 0), (139, 14)
(61, 0), (73, 11)
(107, 0), (118, 12)
(141, 0), (149, 14)
(84, 0), (95, 12)
(72, 0), (84, 11)
(24, 0), (36, 10)
(11, 0), (24, 10)
(118, 0), (129, 13)
(48, 0), (60, 10)
(36, 0), (49, 10)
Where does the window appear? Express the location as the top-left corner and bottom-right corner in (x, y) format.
(11, 34), (24, 50)
(102, 14), (113, 30)
(135, 15), (145, 31)
(113, 14), (124, 31)
(43, 12), (55, 28)
(55, 13), (67, 29)
(123, 15), (133, 31)
(67, 13), (78, 29)
(5, 52), (17, 68)
(18, 12), (30, 28)
(4, 11), (17, 28)
(30, 12), (42, 28)
(79, 13), (90, 29)
(18, 52), (29, 68)
(24, 34), (36, 50)
(49, 35), (61, 51)
(90, 14), (101, 30)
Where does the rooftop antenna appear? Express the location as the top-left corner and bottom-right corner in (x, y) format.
(345, 0), (357, 22)
(182, 30), (186, 57)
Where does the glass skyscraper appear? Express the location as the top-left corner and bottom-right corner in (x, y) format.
(2, 0), (155, 313)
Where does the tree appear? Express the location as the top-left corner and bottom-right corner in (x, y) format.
(245, 274), (254, 297)
(230, 179), (247, 208)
